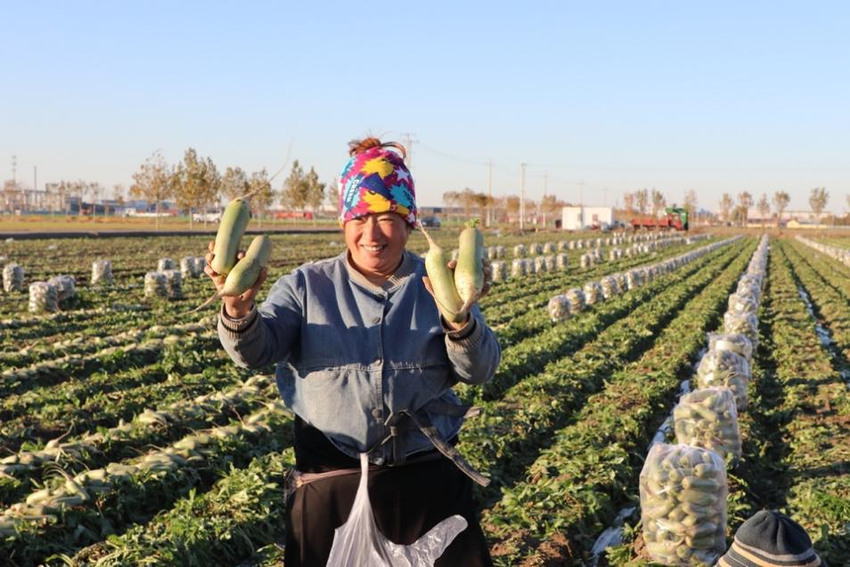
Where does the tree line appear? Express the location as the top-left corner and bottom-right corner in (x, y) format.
(442, 188), (567, 226)
(128, 149), (329, 229)
(716, 187), (831, 227)
(621, 188), (699, 220)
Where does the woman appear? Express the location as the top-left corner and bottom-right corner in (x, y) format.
(205, 137), (501, 566)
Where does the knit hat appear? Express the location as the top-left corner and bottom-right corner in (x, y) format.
(338, 145), (417, 227)
(718, 510), (821, 567)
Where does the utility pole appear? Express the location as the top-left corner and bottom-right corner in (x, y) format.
(486, 158), (493, 228)
(11, 155), (17, 185)
(400, 133), (416, 169)
(520, 162), (526, 231)
(542, 172), (548, 228)
(34, 166), (37, 192)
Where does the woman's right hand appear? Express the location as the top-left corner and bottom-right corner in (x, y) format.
(204, 240), (267, 319)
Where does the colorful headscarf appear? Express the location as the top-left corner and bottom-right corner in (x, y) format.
(338, 146), (417, 227)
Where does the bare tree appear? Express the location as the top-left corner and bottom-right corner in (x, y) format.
(304, 167), (326, 227)
(773, 191), (790, 225)
(651, 189), (666, 229)
(623, 192), (635, 214)
(442, 190), (460, 221)
(326, 177), (339, 213)
(737, 192), (753, 227)
(809, 187), (829, 225)
(113, 184), (126, 210)
(248, 169), (274, 227)
(472, 191), (491, 221)
(280, 160), (309, 216)
(636, 189), (649, 215)
(71, 180), (86, 216)
(87, 183), (104, 216)
(54, 181), (69, 215)
(458, 188), (476, 219)
(130, 151), (174, 230)
(719, 193), (734, 224)
(540, 194), (565, 228)
(684, 190), (698, 227)
(489, 195), (506, 224)
(757, 194), (770, 228)
(221, 167), (250, 201)
(505, 195), (520, 226)
(173, 148), (220, 228)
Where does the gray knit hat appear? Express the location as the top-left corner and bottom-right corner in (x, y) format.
(718, 510), (821, 567)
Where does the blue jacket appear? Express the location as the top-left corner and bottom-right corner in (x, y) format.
(217, 250), (501, 465)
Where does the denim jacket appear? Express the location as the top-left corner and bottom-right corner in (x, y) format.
(217, 250), (501, 466)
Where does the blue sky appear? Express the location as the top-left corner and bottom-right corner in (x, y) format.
(2, 1), (848, 213)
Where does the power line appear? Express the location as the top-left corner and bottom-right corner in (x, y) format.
(414, 140), (488, 167)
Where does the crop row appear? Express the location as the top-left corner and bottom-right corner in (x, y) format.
(0, 332), (234, 453)
(0, 317), (215, 397)
(771, 241), (850, 565)
(0, 400), (294, 566)
(0, 373), (277, 508)
(701, 240), (848, 567)
(483, 239), (756, 565)
(67, 448), (295, 566)
(786, 241), (850, 370)
(457, 240), (736, 405)
(487, 238), (718, 341)
(481, 238), (715, 324)
(461, 239), (747, 504)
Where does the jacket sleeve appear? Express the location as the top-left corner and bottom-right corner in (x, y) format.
(217, 270), (304, 369)
(441, 304), (501, 385)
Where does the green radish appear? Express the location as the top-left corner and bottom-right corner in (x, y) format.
(419, 224), (466, 323)
(454, 219), (485, 312)
(210, 197), (251, 275)
(192, 235), (271, 313)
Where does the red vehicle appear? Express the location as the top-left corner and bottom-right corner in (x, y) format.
(272, 210), (314, 220)
(630, 207), (689, 231)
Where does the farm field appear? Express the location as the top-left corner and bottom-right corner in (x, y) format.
(0, 231), (848, 566)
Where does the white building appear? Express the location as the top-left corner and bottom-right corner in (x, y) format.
(561, 206), (613, 230)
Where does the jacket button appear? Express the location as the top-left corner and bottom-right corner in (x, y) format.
(372, 317), (381, 325)
(372, 408), (382, 419)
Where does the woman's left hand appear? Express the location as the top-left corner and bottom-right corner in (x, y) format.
(423, 257), (491, 329)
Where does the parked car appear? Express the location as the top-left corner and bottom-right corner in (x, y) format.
(420, 215), (441, 228)
(192, 211), (222, 223)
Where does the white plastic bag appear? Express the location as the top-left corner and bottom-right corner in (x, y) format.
(326, 453), (468, 567)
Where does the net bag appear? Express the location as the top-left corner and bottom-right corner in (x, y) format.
(640, 444), (727, 566)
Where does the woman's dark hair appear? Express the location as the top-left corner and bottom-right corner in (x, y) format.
(348, 136), (407, 159)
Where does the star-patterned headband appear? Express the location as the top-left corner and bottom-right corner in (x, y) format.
(338, 145), (417, 227)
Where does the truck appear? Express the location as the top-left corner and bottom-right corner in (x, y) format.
(630, 207), (689, 231)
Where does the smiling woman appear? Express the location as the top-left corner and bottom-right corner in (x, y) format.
(344, 213), (412, 286)
(208, 136), (501, 566)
